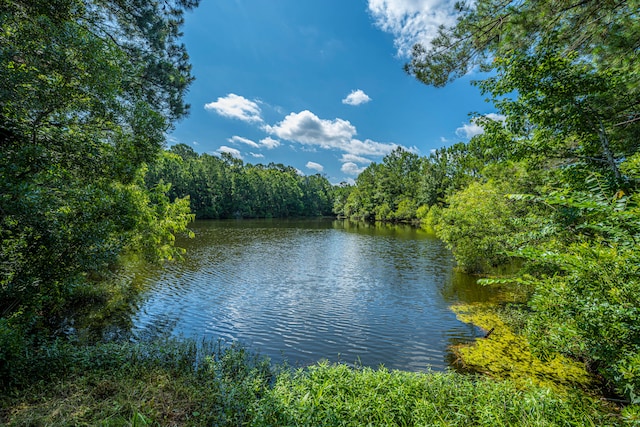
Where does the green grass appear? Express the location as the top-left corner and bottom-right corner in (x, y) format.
(0, 339), (628, 426)
(256, 361), (620, 426)
(0, 340), (271, 426)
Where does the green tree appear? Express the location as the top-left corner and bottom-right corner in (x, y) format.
(403, 0), (640, 402)
(435, 179), (519, 272)
(342, 148), (424, 222)
(332, 183), (354, 217)
(0, 0), (198, 340)
(405, 0), (639, 90)
(476, 48), (637, 185)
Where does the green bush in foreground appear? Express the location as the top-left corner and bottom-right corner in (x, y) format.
(0, 341), (625, 426)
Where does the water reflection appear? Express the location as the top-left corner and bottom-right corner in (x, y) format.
(131, 219), (492, 371)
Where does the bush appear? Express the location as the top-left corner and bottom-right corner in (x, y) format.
(435, 180), (518, 272)
(394, 198), (417, 221)
(527, 243), (640, 402)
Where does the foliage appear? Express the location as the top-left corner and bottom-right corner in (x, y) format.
(256, 361), (617, 427)
(476, 48), (637, 184)
(405, 0), (640, 92)
(337, 147), (424, 221)
(0, 0), (198, 375)
(146, 144), (335, 219)
(0, 340), (274, 426)
(434, 179), (519, 273)
(525, 243), (640, 403)
(1, 340), (621, 426)
(387, 0), (640, 404)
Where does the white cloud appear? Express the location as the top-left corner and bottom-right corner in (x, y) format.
(345, 138), (403, 156)
(265, 110), (400, 157)
(306, 161), (324, 172)
(259, 137), (280, 149)
(485, 113), (507, 122)
(266, 110), (356, 147)
(228, 135), (260, 148)
(250, 152), (265, 158)
(192, 140), (199, 146)
(216, 146), (243, 159)
(455, 122), (484, 139)
(367, 0), (460, 56)
(342, 89), (372, 106)
(341, 162), (367, 176)
(455, 113), (506, 139)
(204, 94), (263, 123)
(340, 153), (371, 164)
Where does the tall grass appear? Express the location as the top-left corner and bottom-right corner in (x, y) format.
(255, 361), (619, 426)
(1, 339), (627, 426)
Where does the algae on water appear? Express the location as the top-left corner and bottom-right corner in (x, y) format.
(451, 303), (593, 391)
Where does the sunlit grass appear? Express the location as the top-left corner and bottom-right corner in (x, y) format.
(0, 339), (625, 426)
(255, 361), (618, 426)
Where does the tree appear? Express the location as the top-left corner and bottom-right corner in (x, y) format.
(403, 0), (640, 401)
(476, 48), (638, 185)
(405, 0), (639, 91)
(0, 0), (198, 336)
(435, 179), (519, 272)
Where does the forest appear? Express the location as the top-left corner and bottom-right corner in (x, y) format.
(2, 0), (639, 425)
(145, 144), (334, 219)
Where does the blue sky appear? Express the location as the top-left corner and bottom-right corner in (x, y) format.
(169, 0), (499, 184)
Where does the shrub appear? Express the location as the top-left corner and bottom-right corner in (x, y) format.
(527, 243), (640, 402)
(435, 180), (518, 272)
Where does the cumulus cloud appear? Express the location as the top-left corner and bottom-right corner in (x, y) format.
(455, 122), (484, 139)
(216, 146), (242, 159)
(345, 139), (403, 156)
(265, 110), (399, 157)
(266, 110), (356, 147)
(259, 137), (280, 149)
(204, 94), (263, 123)
(341, 162), (367, 176)
(342, 89), (372, 106)
(306, 161), (324, 172)
(228, 135), (260, 148)
(340, 153), (371, 164)
(455, 113), (506, 139)
(367, 0), (460, 56)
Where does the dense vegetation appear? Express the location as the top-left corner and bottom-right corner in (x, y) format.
(1, 0), (197, 382)
(146, 144), (334, 219)
(334, 0), (640, 407)
(2, 0), (639, 424)
(0, 339), (623, 426)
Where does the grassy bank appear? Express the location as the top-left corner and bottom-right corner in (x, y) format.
(0, 339), (625, 426)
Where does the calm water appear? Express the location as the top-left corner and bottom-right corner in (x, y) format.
(131, 219), (496, 371)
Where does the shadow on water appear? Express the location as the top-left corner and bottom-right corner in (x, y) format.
(94, 218), (505, 372)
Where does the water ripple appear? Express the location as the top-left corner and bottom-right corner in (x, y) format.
(130, 219), (496, 371)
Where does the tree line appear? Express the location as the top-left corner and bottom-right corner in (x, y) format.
(146, 144), (334, 219)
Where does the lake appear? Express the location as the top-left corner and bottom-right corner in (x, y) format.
(130, 219), (496, 371)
